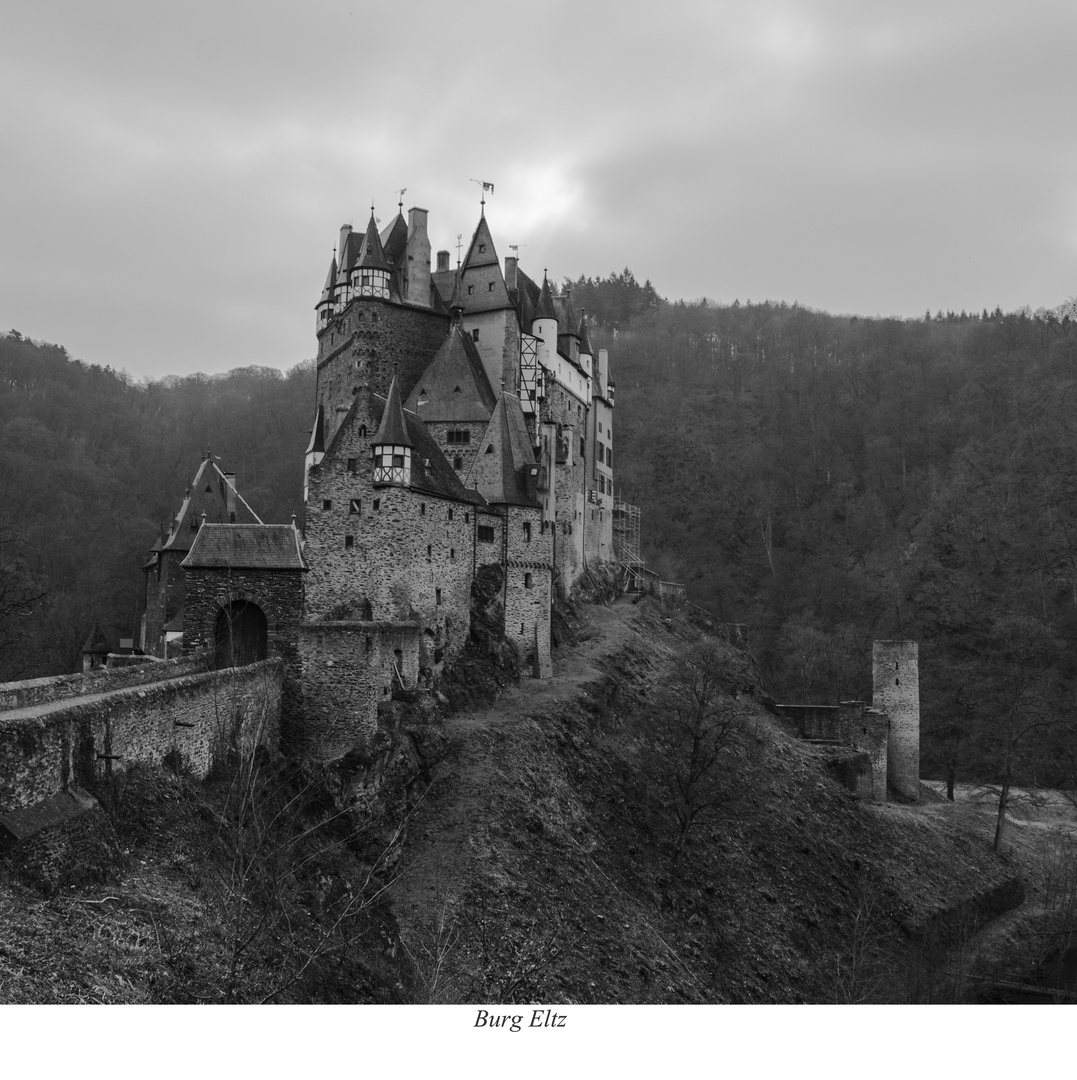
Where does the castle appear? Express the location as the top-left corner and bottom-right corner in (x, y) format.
(139, 198), (617, 757)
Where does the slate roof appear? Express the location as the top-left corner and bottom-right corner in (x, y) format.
(181, 524), (307, 570)
(404, 324), (497, 424)
(471, 393), (540, 507)
(578, 312), (595, 356)
(356, 213), (390, 271)
(371, 375), (413, 447)
(534, 274), (557, 322)
(160, 459), (263, 554)
(380, 212), (408, 267)
(327, 388), (482, 506)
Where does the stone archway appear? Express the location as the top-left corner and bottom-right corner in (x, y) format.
(214, 600), (268, 669)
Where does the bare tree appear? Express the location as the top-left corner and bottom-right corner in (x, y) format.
(635, 639), (746, 871)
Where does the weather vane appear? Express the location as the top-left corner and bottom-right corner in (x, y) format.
(470, 178), (495, 208)
(397, 187), (407, 211)
(456, 233), (463, 266)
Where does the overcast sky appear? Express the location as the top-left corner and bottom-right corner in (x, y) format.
(2, 0), (1075, 380)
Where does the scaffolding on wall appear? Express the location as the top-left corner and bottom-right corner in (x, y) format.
(612, 499), (644, 591)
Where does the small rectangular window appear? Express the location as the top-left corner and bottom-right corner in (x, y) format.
(373, 499), (380, 511)
(488, 282), (494, 292)
(420, 502), (426, 515)
(523, 522), (531, 542)
(524, 573), (533, 588)
(322, 499), (332, 510)
(472, 329), (479, 342)
(453, 456), (463, 470)
(478, 525), (495, 543)
(465, 513), (470, 524)
(347, 458), (357, 473)
(349, 499), (361, 514)
(450, 548), (455, 561)
(467, 285), (474, 295)
(448, 509), (453, 521)
(344, 535), (354, 549)
(436, 588), (442, 605)
(427, 544), (432, 559)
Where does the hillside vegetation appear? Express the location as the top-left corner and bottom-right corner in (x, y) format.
(6, 596), (1072, 1004)
(5, 279), (1077, 799)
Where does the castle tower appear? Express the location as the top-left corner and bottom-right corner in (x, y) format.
(873, 640), (920, 801)
(371, 374), (412, 486)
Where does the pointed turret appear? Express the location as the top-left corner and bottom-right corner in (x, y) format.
(371, 374), (413, 486)
(534, 273), (557, 323)
(316, 253), (338, 329)
(351, 210), (391, 299)
(532, 273), (559, 373)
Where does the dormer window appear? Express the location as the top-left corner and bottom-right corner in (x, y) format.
(479, 244), (486, 254)
(467, 285), (474, 295)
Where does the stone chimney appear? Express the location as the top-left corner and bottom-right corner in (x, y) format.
(505, 256), (517, 294)
(436, 250), (450, 273)
(406, 207), (431, 306)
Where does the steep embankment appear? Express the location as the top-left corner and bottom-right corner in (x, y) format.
(0, 595), (1062, 1003)
(386, 596), (1032, 1004)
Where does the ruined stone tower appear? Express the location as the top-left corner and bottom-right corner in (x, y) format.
(873, 640), (919, 801)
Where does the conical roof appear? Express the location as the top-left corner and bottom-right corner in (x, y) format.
(578, 312), (594, 355)
(534, 273), (557, 322)
(371, 374), (412, 447)
(357, 212), (390, 272)
(318, 254), (337, 306)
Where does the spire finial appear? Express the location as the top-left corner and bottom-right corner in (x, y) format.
(398, 187), (406, 211)
(456, 233), (463, 268)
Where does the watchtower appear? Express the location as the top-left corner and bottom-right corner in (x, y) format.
(873, 640), (920, 801)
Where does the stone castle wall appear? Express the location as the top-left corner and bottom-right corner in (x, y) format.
(305, 403), (475, 665)
(873, 640), (919, 801)
(316, 298), (448, 410)
(502, 505), (552, 676)
(0, 659), (282, 814)
(839, 700), (889, 803)
(296, 621), (420, 759)
(545, 378), (588, 590)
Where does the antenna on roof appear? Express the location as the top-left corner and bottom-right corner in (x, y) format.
(470, 178), (495, 209)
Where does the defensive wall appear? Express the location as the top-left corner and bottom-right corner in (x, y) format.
(0, 651), (210, 713)
(0, 658), (282, 816)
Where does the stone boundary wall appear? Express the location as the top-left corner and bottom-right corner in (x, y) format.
(0, 659), (282, 814)
(0, 651), (212, 713)
(775, 704), (843, 742)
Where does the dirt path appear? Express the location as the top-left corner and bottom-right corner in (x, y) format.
(388, 597), (651, 949)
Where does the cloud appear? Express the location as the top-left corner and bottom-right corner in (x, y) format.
(2, 0), (1076, 375)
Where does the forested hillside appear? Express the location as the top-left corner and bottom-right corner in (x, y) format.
(6, 275), (1077, 791)
(570, 275), (1077, 791)
(0, 331), (312, 680)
